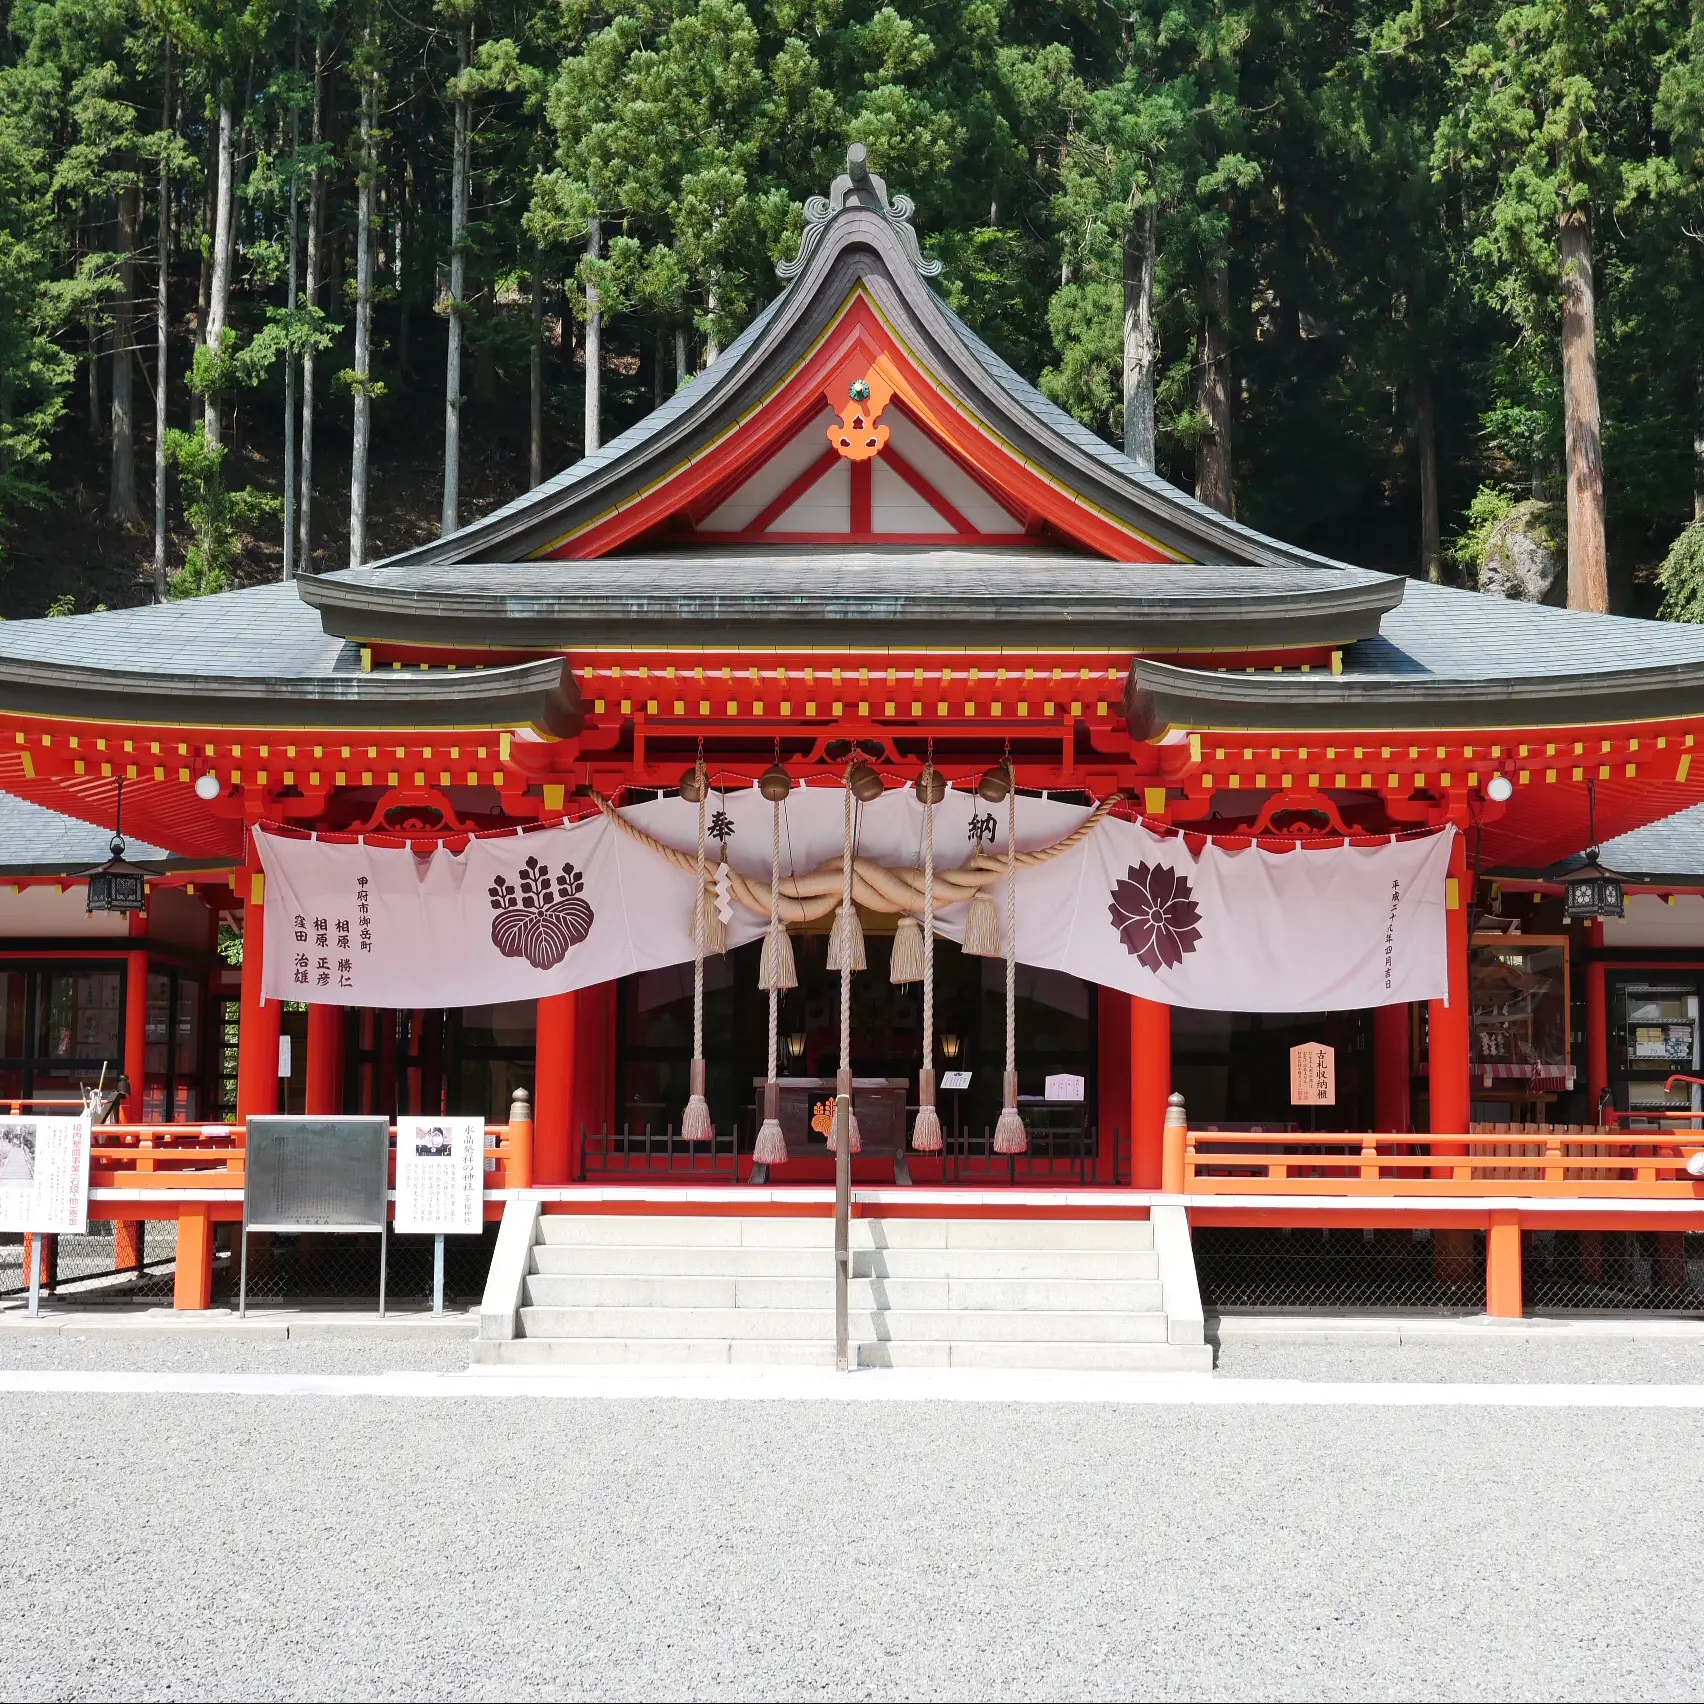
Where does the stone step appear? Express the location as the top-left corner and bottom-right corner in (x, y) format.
(856, 1340), (1213, 1373)
(853, 1248), (1159, 1281)
(522, 1272), (1166, 1313)
(519, 1304), (1172, 1343)
(472, 1336), (1209, 1373)
(536, 1214), (1152, 1252)
(531, 1244), (829, 1279)
(473, 1337), (839, 1367)
(529, 1243), (1158, 1280)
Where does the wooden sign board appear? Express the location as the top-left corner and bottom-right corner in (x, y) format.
(1290, 1042), (1336, 1107)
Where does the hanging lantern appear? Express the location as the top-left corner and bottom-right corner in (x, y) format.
(1564, 860), (1626, 920)
(84, 780), (146, 915)
(85, 842), (147, 915)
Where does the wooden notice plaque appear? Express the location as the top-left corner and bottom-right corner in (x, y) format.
(1290, 1042), (1336, 1107)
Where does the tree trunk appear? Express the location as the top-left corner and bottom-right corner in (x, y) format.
(283, 11), (301, 581)
(347, 65), (376, 568)
(1122, 200), (1156, 473)
(87, 305), (102, 442)
(583, 213), (601, 455)
(530, 247), (543, 487)
(442, 27), (468, 534)
(110, 186), (140, 525)
(204, 97), (234, 448)
(1417, 375), (1441, 583)
(153, 37), (172, 600)
(703, 278), (719, 366)
(398, 151), (415, 377)
(1559, 207), (1608, 612)
(1693, 361), (1703, 524)
(1194, 254), (1234, 516)
(674, 325), (687, 393)
(298, 42), (323, 573)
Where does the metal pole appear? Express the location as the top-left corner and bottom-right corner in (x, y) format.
(378, 1221), (387, 1319)
(238, 1214), (249, 1319)
(26, 1234), (40, 1319)
(432, 1232), (444, 1318)
(834, 1083), (850, 1372)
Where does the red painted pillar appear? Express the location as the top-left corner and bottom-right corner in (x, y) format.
(1130, 995), (1171, 1188)
(123, 945), (149, 1123)
(305, 1003), (345, 1115)
(1373, 1003), (1410, 1134)
(235, 873), (281, 1124)
(534, 990), (578, 1185)
(1585, 921), (1608, 1121)
(1428, 834), (1471, 1137)
(173, 1207), (213, 1310)
(1486, 1213), (1523, 1317)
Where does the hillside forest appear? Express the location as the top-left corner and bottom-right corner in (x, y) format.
(0, 0), (1702, 619)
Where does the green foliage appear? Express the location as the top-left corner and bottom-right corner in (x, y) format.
(162, 423), (280, 598)
(0, 0), (1698, 603)
(1447, 484), (1523, 576)
(1659, 523), (1704, 623)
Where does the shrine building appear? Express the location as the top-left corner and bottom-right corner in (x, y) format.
(7, 149), (1704, 1331)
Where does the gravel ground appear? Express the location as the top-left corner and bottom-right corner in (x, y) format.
(0, 1331), (475, 1376)
(3, 1385), (1704, 1700)
(1213, 1332), (1704, 1384)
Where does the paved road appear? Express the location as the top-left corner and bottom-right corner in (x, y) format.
(4, 1354), (1704, 1699)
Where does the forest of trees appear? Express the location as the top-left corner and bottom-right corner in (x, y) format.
(0, 0), (1700, 618)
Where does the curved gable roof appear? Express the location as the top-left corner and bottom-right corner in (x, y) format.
(360, 205), (1380, 579)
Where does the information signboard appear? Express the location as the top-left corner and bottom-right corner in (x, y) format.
(1289, 1042), (1337, 1107)
(1044, 1073), (1086, 1102)
(394, 1116), (485, 1236)
(0, 1114), (90, 1234)
(244, 1116), (390, 1231)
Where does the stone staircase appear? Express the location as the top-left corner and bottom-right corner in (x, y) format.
(475, 1207), (1210, 1372)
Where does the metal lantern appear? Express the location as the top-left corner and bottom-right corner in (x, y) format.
(1564, 867), (1626, 921)
(85, 850), (148, 914)
(83, 781), (147, 914)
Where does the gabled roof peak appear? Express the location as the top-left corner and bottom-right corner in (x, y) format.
(778, 144), (941, 283)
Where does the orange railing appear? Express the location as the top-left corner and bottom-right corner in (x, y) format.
(83, 1106), (534, 1197)
(1173, 1126), (1704, 1198)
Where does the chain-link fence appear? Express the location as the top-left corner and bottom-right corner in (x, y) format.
(1194, 1225), (1487, 1312)
(216, 1225), (498, 1306)
(0, 1223), (180, 1302)
(2, 1221), (497, 1309)
(1523, 1229), (1704, 1314)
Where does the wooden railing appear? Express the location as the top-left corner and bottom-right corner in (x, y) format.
(1173, 1126), (1704, 1197)
(79, 1094), (535, 1197)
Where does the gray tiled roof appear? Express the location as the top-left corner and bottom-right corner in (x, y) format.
(0, 792), (169, 871)
(1595, 804), (1704, 880)
(1345, 582), (1704, 680)
(0, 582), (355, 677)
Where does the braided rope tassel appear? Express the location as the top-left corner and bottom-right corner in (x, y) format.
(993, 779), (1027, 1154)
(827, 775), (861, 1155)
(680, 761), (712, 1142)
(753, 788), (788, 1165)
(911, 764), (942, 1152)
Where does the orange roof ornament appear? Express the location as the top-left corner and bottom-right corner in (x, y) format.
(828, 375), (892, 461)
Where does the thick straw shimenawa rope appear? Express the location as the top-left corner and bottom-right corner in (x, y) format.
(591, 788), (1123, 924)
